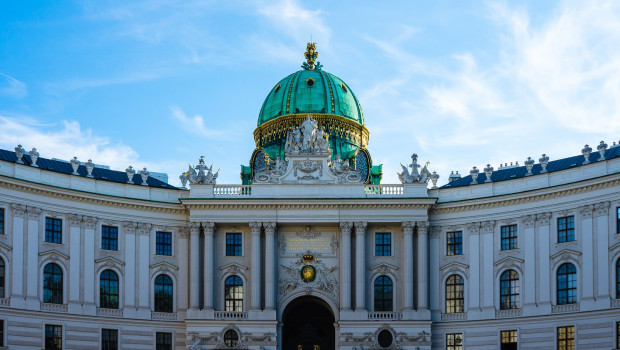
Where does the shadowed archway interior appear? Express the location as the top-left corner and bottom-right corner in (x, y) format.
(282, 296), (335, 350)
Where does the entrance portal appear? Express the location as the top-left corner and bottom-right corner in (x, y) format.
(282, 296), (335, 350)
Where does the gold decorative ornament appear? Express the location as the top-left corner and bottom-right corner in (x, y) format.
(300, 264), (316, 283)
(304, 42), (318, 70)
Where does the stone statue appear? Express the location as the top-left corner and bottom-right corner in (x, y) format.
(284, 115), (330, 154)
(398, 153), (433, 185)
(180, 156), (219, 185)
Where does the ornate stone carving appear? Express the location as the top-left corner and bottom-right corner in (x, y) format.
(123, 221), (137, 234)
(125, 166), (135, 184)
(481, 220), (495, 234)
(521, 215), (535, 228)
(340, 221), (353, 232)
(466, 222), (480, 235)
(430, 226), (441, 239)
(398, 153), (432, 185)
(85, 159), (94, 178)
(139, 168), (149, 186)
(594, 201), (610, 216)
(11, 203), (26, 217)
(69, 214), (82, 227)
(84, 216), (97, 229)
(416, 221), (428, 235)
(242, 332), (276, 342)
(470, 166), (479, 184)
(14, 144), (25, 164)
(137, 222), (151, 235)
(483, 164), (493, 183)
(524, 157), (534, 176)
(582, 144), (592, 164)
(263, 221), (276, 234)
(202, 221), (215, 234)
(355, 221), (368, 230)
(402, 221), (414, 235)
(181, 156), (219, 185)
(395, 330), (430, 345)
(189, 222), (200, 236)
(330, 235), (339, 254)
(536, 212), (552, 225)
(539, 154), (549, 173)
(297, 226), (320, 239)
(220, 263), (248, 279)
(578, 205), (593, 219)
(293, 159), (323, 180)
(249, 221), (261, 235)
(27, 206), (41, 220)
(176, 226), (189, 239)
(285, 115), (331, 155)
(279, 253), (338, 298)
(597, 140), (608, 160)
(70, 156), (80, 175)
(29, 148), (39, 167)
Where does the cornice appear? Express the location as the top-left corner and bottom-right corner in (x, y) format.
(0, 176), (185, 215)
(181, 202), (434, 210)
(431, 175), (620, 215)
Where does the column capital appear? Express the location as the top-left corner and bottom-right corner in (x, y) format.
(84, 216), (97, 230)
(263, 221), (276, 233)
(137, 222), (151, 235)
(202, 221), (215, 233)
(402, 221), (415, 233)
(11, 203), (26, 217)
(536, 212), (552, 226)
(520, 214), (536, 228)
(249, 221), (261, 235)
(430, 226), (442, 239)
(189, 222), (200, 235)
(339, 221), (353, 232)
(176, 226), (190, 239)
(69, 214), (83, 227)
(354, 221), (367, 230)
(594, 201), (610, 216)
(579, 205), (593, 219)
(466, 222), (480, 235)
(481, 220), (495, 234)
(123, 220), (137, 232)
(416, 221), (429, 235)
(27, 206), (41, 220)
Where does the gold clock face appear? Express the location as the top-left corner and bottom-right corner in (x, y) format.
(301, 265), (316, 282)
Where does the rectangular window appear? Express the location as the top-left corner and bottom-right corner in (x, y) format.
(156, 332), (172, 350)
(557, 216), (575, 243)
(102, 226), (118, 251)
(557, 326), (575, 350)
(226, 233), (242, 256)
(375, 232), (391, 256)
(446, 333), (462, 350)
(446, 231), (463, 256)
(0, 208), (4, 235)
(617, 321), (620, 350)
(102, 329), (118, 350)
(156, 232), (172, 256)
(617, 207), (620, 234)
(500, 330), (517, 350)
(45, 324), (62, 350)
(501, 225), (518, 250)
(45, 217), (63, 244)
(0, 320), (4, 347)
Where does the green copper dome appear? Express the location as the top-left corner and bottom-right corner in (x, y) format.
(257, 69), (364, 126)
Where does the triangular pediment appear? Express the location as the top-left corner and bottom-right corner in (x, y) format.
(39, 249), (69, 261)
(440, 261), (469, 271)
(550, 249), (581, 260)
(95, 256), (125, 267)
(0, 241), (11, 251)
(494, 256), (524, 267)
(369, 262), (399, 272)
(149, 261), (179, 270)
(219, 262), (248, 272)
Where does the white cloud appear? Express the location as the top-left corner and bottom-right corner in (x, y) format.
(169, 105), (228, 139)
(0, 73), (28, 98)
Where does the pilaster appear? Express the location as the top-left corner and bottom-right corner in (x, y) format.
(203, 222), (215, 310)
(250, 221), (262, 310)
(416, 221), (429, 310)
(68, 214), (82, 312)
(429, 225), (441, 314)
(466, 222), (481, 313)
(177, 226), (190, 311)
(402, 221), (415, 310)
(536, 212), (551, 311)
(83, 216), (97, 314)
(189, 222), (200, 310)
(264, 221), (276, 310)
(137, 222), (151, 315)
(579, 205), (594, 305)
(594, 202), (610, 303)
(123, 221), (137, 313)
(25, 206), (41, 309)
(354, 221), (367, 310)
(339, 222), (352, 311)
(521, 215), (536, 312)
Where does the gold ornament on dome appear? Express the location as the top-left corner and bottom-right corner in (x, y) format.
(304, 42), (318, 70)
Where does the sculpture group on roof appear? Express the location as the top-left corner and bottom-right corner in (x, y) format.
(180, 156), (219, 187)
(285, 115), (331, 154)
(398, 153), (439, 188)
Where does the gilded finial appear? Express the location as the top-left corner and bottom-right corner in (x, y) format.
(302, 42), (322, 70)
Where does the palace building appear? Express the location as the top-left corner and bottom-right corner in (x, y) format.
(0, 43), (619, 350)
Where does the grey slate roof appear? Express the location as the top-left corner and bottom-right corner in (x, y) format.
(440, 146), (620, 189)
(0, 149), (179, 190)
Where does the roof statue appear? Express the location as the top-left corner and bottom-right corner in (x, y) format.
(285, 115), (331, 154)
(398, 153), (433, 184)
(181, 156), (219, 186)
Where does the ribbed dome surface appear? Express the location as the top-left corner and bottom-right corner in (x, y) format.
(258, 69), (364, 126)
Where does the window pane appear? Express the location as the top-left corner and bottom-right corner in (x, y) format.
(154, 275), (173, 313)
(0, 208), (4, 235)
(102, 329), (118, 350)
(226, 233), (242, 256)
(45, 218), (62, 244)
(156, 332), (172, 350)
(102, 226), (118, 251)
(45, 325), (62, 350)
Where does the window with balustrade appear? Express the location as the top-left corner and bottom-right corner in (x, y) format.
(373, 275), (393, 312)
(445, 274), (464, 313)
(557, 263), (577, 305)
(43, 263), (63, 304)
(100, 269), (119, 309)
(154, 274), (173, 313)
(225, 275), (243, 312)
(500, 270), (520, 310)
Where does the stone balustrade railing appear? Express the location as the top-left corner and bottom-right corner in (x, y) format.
(364, 184), (404, 196)
(97, 308), (123, 317)
(0, 298), (9, 307)
(612, 299), (620, 308)
(495, 308), (523, 318)
(368, 311), (403, 320)
(151, 312), (177, 320)
(214, 311), (248, 320)
(41, 303), (68, 313)
(551, 303), (580, 314)
(441, 312), (467, 321)
(213, 185), (252, 196)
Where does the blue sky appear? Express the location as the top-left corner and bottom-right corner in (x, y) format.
(1, 0), (619, 186)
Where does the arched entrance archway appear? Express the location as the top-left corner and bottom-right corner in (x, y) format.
(282, 296), (335, 350)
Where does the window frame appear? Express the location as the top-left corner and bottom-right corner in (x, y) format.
(557, 216), (575, 243)
(445, 274), (464, 314)
(446, 231), (463, 256)
(0, 319), (4, 347)
(616, 321), (620, 350)
(43, 263), (63, 304)
(224, 329), (239, 347)
(45, 217), (63, 244)
(155, 331), (173, 350)
(373, 275), (393, 312)
(101, 328), (119, 350)
(44, 324), (63, 350)
(557, 263), (577, 305)
(500, 330), (517, 350)
(0, 257), (5, 299)
(446, 333), (463, 350)
(375, 232), (391, 257)
(557, 325), (575, 350)
(224, 275), (244, 312)
(154, 274), (174, 313)
(0, 207), (4, 235)
(155, 231), (173, 256)
(500, 224), (518, 251)
(616, 207), (620, 234)
(101, 225), (119, 251)
(499, 270), (520, 310)
(225, 233), (243, 257)
(99, 269), (120, 309)
(616, 258), (620, 299)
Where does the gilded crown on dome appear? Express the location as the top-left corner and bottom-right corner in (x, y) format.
(302, 42), (322, 70)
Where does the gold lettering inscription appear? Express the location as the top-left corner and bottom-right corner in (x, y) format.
(286, 237), (331, 252)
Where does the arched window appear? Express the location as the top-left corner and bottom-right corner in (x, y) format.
(446, 274), (464, 313)
(224, 329), (239, 347)
(224, 276), (243, 312)
(374, 275), (393, 311)
(616, 258), (620, 299)
(154, 274), (173, 313)
(43, 263), (63, 304)
(100, 269), (119, 309)
(557, 263), (577, 305)
(500, 270), (520, 310)
(0, 257), (5, 298)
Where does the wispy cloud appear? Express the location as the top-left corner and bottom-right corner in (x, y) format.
(0, 73), (28, 98)
(169, 105), (229, 139)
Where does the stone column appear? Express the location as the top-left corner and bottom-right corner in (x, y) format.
(594, 202), (610, 300)
(416, 222), (429, 310)
(402, 221), (415, 310)
(177, 226), (189, 311)
(123, 221), (137, 309)
(11, 204), (26, 302)
(466, 223), (481, 311)
(354, 221), (367, 310)
(264, 222), (276, 310)
(26, 207), (41, 304)
(339, 222), (352, 310)
(481, 220), (495, 312)
(429, 226), (441, 311)
(189, 222), (200, 310)
(579, 205), (594, 301)
(203, 222), (215, 310)
(250, 222), (262, 310)
(536, 213), (551, 307)
(522, 215), (536, 308)
(83, 216), (97, 309)
(69, 214), (82, 305)
(137, 223), (151, 312)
